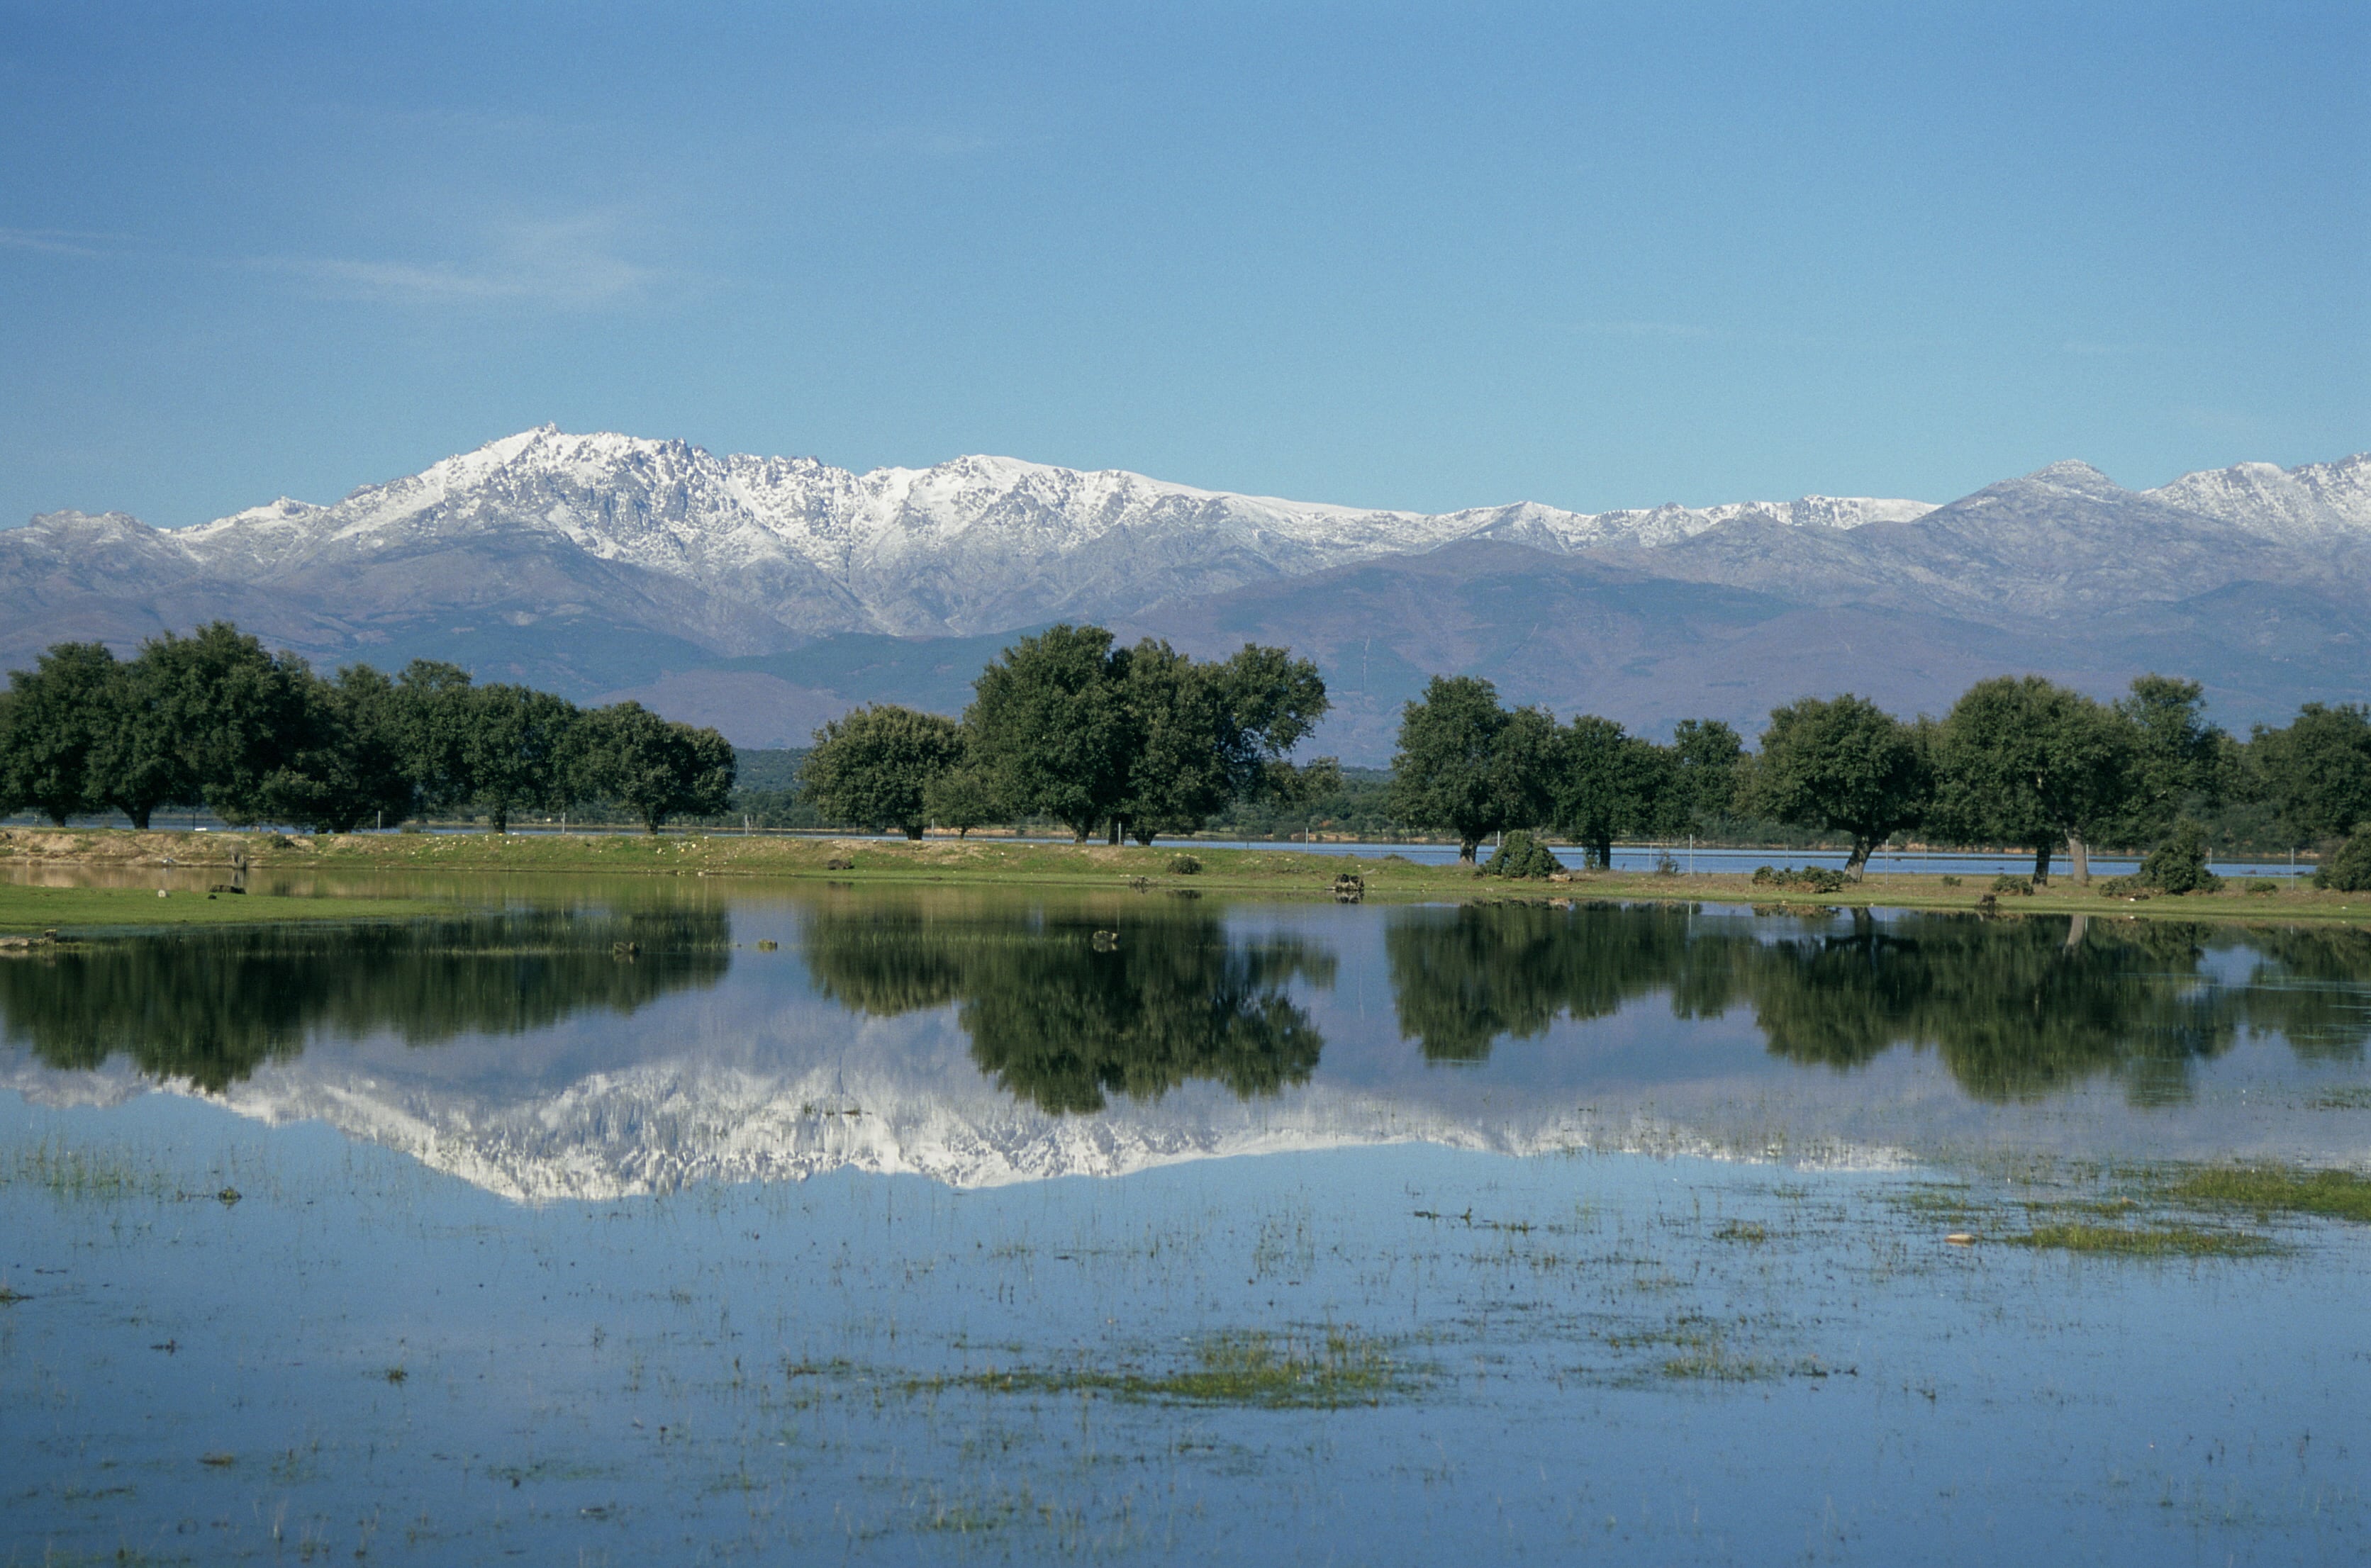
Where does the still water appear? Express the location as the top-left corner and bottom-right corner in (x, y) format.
(4, 889), (2368, 1564)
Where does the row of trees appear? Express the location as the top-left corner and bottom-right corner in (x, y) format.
(1388, 672), (2371, 883)
(0, 623), (735, 834)
(800, 625), (1332, 843)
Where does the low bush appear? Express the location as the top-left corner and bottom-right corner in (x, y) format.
(2139, 819), (2224, 895)
(1168, 853), (1203, 875)
(2097, 875), (2148, 898)
(2245, 878), (2280, 895)
(2315, 831), (2371, 892)
(1938, 874), (1962, 887)
(1751, 865), (1847, 893)
(1990, 874), (2034, 896)
(1483, 831), (1563, 880)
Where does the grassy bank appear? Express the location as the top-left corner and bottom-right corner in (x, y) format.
(0, 881), (459, 934)
(2, 824), (2364, 929)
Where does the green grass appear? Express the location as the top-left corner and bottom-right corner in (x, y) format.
(2004, 1221), (2277, 1258)
(0, 882), (458, 933)
(913, 1328), (1412, 1409)
(6, 825), (2367, 926)
(2168, 1165), (2371, 1223)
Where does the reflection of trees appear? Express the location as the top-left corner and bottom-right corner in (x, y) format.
(1383, 903), (2371, 1103)
(1, 910), (731, 1092)
(1386, 902), (1697, 1061)
(801, 902), (1334, 1114)
(1743, 916), (2238, 1103)
(2235, 926), (2371, 1063)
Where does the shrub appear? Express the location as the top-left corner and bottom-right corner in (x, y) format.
(2097, 874), (2147, 898)
(1990, 874), (2034, 896)
(1168, 853), (1203, 875)
(2140, 819), (2224, 895)
(2245, 878), (2279, 895)
(1938, 874), (1962, 887)
(1751, 864), (1847, 893)
(1483, 830), (1563, 880)
(2316, 831), (2371, 892)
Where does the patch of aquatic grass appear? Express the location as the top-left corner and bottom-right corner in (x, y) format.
(2168, 1165), (2371, 1223)
(2306, 1086), (2371, 1110)
(5, 1141), (169, 1202)
(1887, 1183), (1995, 1225)
(1658, 1349), (1780, 1382)
(2006, 1221), (2277, 1258)
(1712, 1220), (1768, 1243)
(916, 1328), (1414, 1409)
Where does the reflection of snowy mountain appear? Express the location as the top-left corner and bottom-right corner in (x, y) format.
(4, 900), (2365, 1200)
(6, 992), (2361, 1203)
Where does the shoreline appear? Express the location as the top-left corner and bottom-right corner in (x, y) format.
(1, 827), (2363, 932)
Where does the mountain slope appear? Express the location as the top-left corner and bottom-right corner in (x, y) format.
(4, 431), (2366, 752)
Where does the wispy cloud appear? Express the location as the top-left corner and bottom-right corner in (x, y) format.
(0, 225), (131, 258)
(252, 212), (660, 310)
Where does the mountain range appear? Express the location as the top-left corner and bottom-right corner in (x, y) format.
(6, 427), (2366, 761)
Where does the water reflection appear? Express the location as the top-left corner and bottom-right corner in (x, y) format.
(1388, 903), (2371, 1103)
(0, 909), (731, 1091)
(800, 897), (1334, 1112)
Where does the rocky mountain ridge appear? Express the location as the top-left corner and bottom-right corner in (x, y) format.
(5, 430), (2367, 753)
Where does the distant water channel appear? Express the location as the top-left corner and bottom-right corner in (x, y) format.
(4, 885), (2368, 1564)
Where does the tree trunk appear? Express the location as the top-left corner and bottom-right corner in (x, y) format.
(1590, 834), (1613, 870)
(491, 807), (508, 834)
(1107, 819), (1122, 846)
(1845, 836), (1873, 882)
(2063, 912), (2090, 951)
(2031, 843), (2051, 884)
(128, 807), (150, 831)
(2066, 827), (2091, 885)
(1459, 838), (1479, 863)
(904, 824), (923, 841)
(1132, 827), (1157, 846)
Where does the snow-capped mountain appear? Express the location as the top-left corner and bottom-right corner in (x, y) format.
(40, 425), (1948, 644)
(3, 430), (2367, 744)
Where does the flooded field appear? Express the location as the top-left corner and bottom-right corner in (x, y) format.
(4, 889), (2369, 1564)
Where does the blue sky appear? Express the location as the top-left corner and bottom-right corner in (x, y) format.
(2, 1), (2364, 528)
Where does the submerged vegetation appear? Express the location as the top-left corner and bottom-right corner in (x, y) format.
(912, 1328), (1412, 1409)
(2166, 1165), (2371, 1223)
(2005, 1221), (2279, 1258)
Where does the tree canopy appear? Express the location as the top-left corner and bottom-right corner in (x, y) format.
(1746, 693), (1929, 880)
(1385, 676), (1555, 862)
(2250, 702), (2371, 844)
(1931, 676), (2133, 883)
(801, 705), (967, 839)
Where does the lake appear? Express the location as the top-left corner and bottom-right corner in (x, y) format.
(4, 886), (2368, 1564)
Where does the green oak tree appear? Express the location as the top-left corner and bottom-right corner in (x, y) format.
(1746, 693), (1930, 882)
(2250, 702), (2371, 845)
(460, 684), (580, 832)
(90, 640), (199, 829)
(1385, 676), (1555, 863)
(1550, 714), (1658, 869)
(801, 705), (966, 839)
(964, 625), (1137, 841)
(2111, 674), (2226, 846)
(1932, 676), (2133, 883)
(0, 643), (118, 824)
(573, 702), (736, 833)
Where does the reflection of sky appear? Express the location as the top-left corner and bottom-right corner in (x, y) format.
(4, 1089), (2367, 1567)
(4, 895), (2366, 1199)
